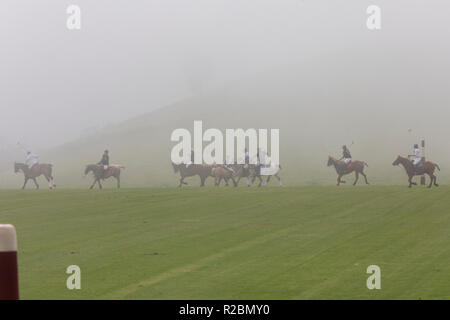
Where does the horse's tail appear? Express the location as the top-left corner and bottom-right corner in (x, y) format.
(435, 163), (440, 171)
(364, 162), (368, 167)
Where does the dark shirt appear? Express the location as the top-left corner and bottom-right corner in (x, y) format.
(98, 154), (109, 166)
(343, 149), (352, 159)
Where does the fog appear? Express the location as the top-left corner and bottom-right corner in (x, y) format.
(1, 0), (450, 186)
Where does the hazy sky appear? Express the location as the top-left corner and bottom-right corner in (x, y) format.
(1, 0), (449, 149)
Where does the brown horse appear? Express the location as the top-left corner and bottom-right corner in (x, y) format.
(84, 164), (124, 189)
(14, 162), (56, 189)
(392, 156), (440, 188)
(211, 165), (237, 186)
(327, 156), (369, 186)
(172, 163), (212, 187)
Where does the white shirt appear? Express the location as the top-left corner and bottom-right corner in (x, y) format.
(414, 148), (422, 158)
(26, 153), (38, 168)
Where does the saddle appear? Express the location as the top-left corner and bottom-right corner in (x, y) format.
(337, 160), (352, 171)
(411, 160), (425, 173)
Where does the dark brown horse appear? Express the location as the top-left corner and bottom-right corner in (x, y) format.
(231, 164), (262, 187)
(327, 156), (369, 186)
(232, 164), (282, 187)
(172, 163), (212, 187)
(84, 164), (124, 189)
(392, 155), (440, 188)
(211, 165), (237, 186)
(14, 162), (56, 189)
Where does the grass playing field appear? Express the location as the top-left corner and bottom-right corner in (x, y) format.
(1, 185), (449, 299)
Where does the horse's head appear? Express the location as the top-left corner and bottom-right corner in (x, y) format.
(14, 162), (20, 173)
(327, 156), (334, 167)
(392, 156), (402, 166)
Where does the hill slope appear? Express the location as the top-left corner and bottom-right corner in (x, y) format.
(2, 53), (450, 188)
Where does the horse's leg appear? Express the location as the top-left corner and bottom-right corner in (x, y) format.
(117, 176), (120, 189)
(231, 177), (237, 187)
(50, 174), (56, 188)
(44, 174), (53, 189)
(33, 178), (39, 189)
(427, 173), (434, 188)
(264, 176), (271, 186)
(98, 179), (103, 189)
(434, 172), (439, 187)
(275, 174), (283, 186)
(22, 177), (29, 189)
(48, 167), (56, 188)
(179, 177), (184, 187)
(247, 177), (250, 187)
(257, 176), (262, 187)
(224, 177), (229, 186)
(360, 171), (369, 184)
(337, 175), (342, 186)
(408, 175), (413, 188)
(89, 179), (97, 189)
(353, 172), (359, 186)
(200, 176), (206, 187)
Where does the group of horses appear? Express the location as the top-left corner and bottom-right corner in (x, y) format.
(13, 162), (124, 190)
(172, 163), (283, 187)
(12, 153), (440, 189)
(327, 155), (440, 188)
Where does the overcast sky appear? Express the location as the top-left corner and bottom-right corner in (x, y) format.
(1, 0), (449, 150)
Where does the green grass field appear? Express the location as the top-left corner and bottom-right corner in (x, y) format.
(1, 186), (449, 299)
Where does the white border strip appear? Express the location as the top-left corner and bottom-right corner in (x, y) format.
(0, 224), (17, 252)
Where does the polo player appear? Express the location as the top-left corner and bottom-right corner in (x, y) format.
(98, 150), (110, 173)
(339, 145), (352, 168)
(411, 144), (423, 167)
(26, 151), (38, 169)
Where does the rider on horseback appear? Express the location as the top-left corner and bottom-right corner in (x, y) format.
(186, 149), (195, 168)
(340, 145), (352, 169)
(223, 156), (234, 174)
(411, 144), (423, 167)
(26, 151), (39, 170)
(243, 148), (250, 170)
(98, 150), (110, 173)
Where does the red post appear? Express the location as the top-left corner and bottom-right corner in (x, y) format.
(0, 224), (19, 300)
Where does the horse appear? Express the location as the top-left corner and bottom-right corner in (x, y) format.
(84, 164), (124, 189)
(171, 163), (212, 187)
(14, 162), (56, 189)
(262, 165), (283, 186)
(392, 155), (440, 188)
(232, 164), (264, 187)
(211, 165), (237, 187)
(327, 156), (369, 186)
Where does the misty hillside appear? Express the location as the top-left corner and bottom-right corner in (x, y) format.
(3, 52), (450, 188)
